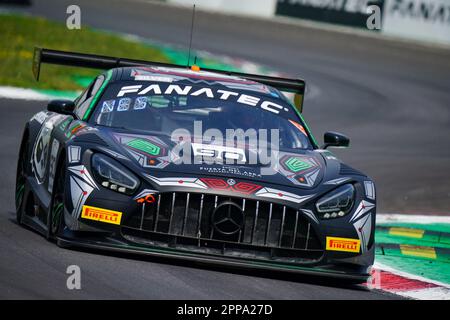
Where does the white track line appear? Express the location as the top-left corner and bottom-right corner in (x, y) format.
(374, 262), (450, 290)
(395, 287), (450, 300)
(0, 86), (51, 101)
(377, 213), (450, 225)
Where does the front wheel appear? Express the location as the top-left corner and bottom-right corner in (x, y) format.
(47, 158), (66, 239)
(15, 136), (29, 223)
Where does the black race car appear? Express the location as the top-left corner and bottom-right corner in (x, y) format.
(16, 48), (376, 282)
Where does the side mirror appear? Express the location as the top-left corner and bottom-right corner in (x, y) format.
(47, 99), (75, 116)
(322, 131), (350, 149)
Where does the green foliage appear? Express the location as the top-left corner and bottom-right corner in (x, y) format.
(0, 14), (170, 90)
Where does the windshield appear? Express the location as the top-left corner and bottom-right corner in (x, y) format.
(91, 82), (313, 150)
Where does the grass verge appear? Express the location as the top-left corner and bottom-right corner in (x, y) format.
(0, 13), (171, 91)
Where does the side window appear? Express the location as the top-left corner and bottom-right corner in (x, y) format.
(74, 75), (105, 119)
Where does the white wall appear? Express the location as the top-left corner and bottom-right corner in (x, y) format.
(167, 0), (277, 18)
(382, 0), (450, 45)
(168, 0), (450, 46)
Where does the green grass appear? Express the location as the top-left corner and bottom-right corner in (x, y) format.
(0, 14), (171, 91)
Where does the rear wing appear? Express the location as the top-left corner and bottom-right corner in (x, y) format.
(32, 47), (306, 112)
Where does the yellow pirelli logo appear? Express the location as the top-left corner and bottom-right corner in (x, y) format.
(326, 237), (361, 253)
(81, 205), (122, 225)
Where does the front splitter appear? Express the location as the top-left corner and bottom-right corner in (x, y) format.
(56, 235), (370, 282)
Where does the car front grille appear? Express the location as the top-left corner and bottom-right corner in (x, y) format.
(122, 192), (323, 263)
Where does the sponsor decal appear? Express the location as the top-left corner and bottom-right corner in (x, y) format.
(326, 236), (361, 253)
(81, 205), (122, 225)
(131, 69), (174, 83)
(199, 165), (262, 179)
(133, 96), (147, 110)
(276, 0), (385, 30)
(387, 0), (450, 24)
(32, 114), (65, 184)
(116, 84), (289, 115)
(134, 75), (173, 82)
(31, 111), (48, 124)
(191, 143), (247, 163)
(47, 139), (60, 193)
(101, 99), (115, 113)
(117, 98), (131, 112)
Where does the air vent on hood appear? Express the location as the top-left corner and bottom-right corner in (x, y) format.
(339, 163), (366, 177)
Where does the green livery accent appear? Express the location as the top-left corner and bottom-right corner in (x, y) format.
(52, 203), (64, 219)
(58, 118), (71, 132)
(82, 69), (113, 121)
(127, 138), (161, 156)
(65, 123), (83, 138)
(15, 184), (25, 207)
(285, 156), (313, 172)
(288, 102), (319, 148)
(54, 202), (64, 212)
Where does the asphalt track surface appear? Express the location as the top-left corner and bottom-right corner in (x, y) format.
(1, 0), (449, 299)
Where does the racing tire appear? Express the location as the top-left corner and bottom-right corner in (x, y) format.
(47, 158), (67, 239)
(15, 135), (29, 224)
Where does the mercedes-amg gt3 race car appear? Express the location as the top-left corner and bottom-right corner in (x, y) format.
(15, 48), (376, 282)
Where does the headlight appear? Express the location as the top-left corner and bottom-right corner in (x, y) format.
(316, 184), (355, 219)
(92, 153), (139, 195)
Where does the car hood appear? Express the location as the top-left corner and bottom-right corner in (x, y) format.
(80, 127), (337, 189)
(95, 129), (332, 190)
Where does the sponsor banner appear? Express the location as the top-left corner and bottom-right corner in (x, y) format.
(81, 205), (122, 225)
(326, 236), (361, 252)
(276, 0), (384, 30)
(383, 0), (450, 45)
(168, 0), (277, 18)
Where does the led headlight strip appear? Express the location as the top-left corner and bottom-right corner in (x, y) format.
(92, 153), (139, 195)
(315, 184), (355, 219)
